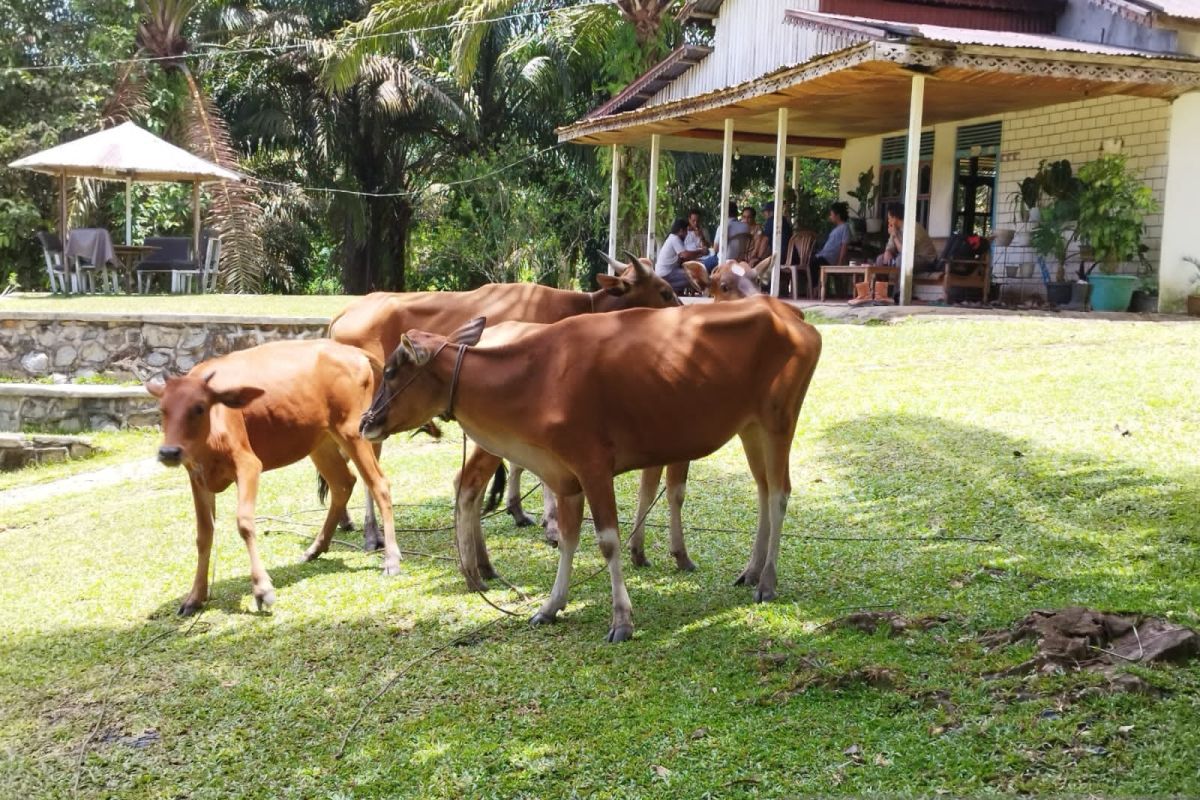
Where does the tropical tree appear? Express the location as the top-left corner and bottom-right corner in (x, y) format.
(107, 0), (271, 292)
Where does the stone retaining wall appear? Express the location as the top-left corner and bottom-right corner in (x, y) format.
(0, 311), (330, 381)
(0, 432), (96, 470)
(0, 384), (158, 432)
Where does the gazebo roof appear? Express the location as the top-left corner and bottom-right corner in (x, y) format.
(8, 121), (241, 183)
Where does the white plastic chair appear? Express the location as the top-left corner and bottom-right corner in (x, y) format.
(173, 237), (221, 293)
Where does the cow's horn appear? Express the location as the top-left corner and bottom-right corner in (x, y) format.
(622, 250), (652, 278)
(599, 252), (625, 272)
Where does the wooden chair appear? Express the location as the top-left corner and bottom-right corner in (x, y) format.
(137, 237), (194, 293)
(35, 232), (70, 294)
(915, 234), (992, 304)
(780, 231), (816, 299)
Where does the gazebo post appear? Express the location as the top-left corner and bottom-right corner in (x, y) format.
(719, 118), (734, 259)
(58, 170), (68, 243)
(124, 178), (133, 246)
(791, 156), (799, 193)
(646, 133), (660, 258)
(608, 145), (621, 271)
(899, 74), (926, 306)
(191, 180), (201, 268)
(770, 107), (788, 297)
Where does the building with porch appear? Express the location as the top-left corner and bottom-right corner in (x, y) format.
(558, 0), (1200, 310)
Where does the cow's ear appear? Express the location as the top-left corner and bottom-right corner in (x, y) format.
(753, 255), (774, 282)
(400, 333), (432, 366)
(212, 386), (265, 409)
(447, 316), (485, 347)
(596, 273), (628, 295)
(145, 378), (166, 398)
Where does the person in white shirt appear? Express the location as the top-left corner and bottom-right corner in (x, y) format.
(655, 217), (704, 293)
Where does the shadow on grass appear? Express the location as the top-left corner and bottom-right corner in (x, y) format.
(6, 414), (1200, 797)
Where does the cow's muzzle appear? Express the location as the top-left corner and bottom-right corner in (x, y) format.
(157, 446), (183, 467)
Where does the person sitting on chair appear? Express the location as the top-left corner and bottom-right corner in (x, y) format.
(812, 201), (851, 271)
(656, 217), (706, 294)
(876, 203), (937, 272)
(685, 208), (721, 272)
(719, 202), (751, 265)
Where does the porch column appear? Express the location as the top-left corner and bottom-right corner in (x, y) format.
(1158, 90), (1200, 312)
(899, 74), (926, 306)
(771, 107), (788, 296)
(191, 181), (202, 267)
(607, 145), (620, 271)
(719, 118), (734, 259)
(125, 178), (133, 245)
(646, 133), (661, 258)
(791, 156), (800, 193)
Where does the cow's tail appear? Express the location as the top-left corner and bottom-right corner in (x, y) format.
(317, 474), (330, 506)
(483, 462), (507, 514)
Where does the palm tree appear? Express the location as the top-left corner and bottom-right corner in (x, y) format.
(330, 0), (680, 259)
(106, 0), (270, 292)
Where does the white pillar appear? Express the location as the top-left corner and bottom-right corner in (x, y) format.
(791, 156), (800, 193)
(770, 107), (788, 297)
(1158, 90), (1200, 312)
(607, 145), (620, 271)
(124, 178), (133, 245)
(646, 134), (660, 258)
(192, 181), (202, 268)
(719, 118), (734, 259)
(899, 74), (926, 306)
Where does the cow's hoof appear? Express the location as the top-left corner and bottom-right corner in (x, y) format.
(530, 610), (557, 626)
(675, 557), (698, 573)
(479, 564), (499, 581)
(178, 601), (202, 617)
(465, 576), (489, 593)
(630, 548), (649, 568)
(509, 510), (535, 528)
(382, 560), (401, 577)
(734, 569), (760, 587)
(606, 624), (634, 644)
(254, 589), (276, 612)
(337, 513), (355, 532)
(754, 586), (777, 604)
(543, 526), (561, 548)
(300, 549), (321, 563)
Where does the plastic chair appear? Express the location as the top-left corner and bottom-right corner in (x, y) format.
(35, 232), (70, 293)
(173, 237), (221, 293)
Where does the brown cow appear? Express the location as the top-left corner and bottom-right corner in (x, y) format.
(146, 340), (399, 616)
(329, 257), (680, 550)
(450, 259), (779, 589)
(360, 298), (822, 642)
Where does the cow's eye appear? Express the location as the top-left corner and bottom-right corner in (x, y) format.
(190, 404), (204, 418)
(384, 366), (396, 380)
(662, 290), (674, 302)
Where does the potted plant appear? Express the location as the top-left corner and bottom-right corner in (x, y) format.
(849, 167), (881, 234)
(1075, 154), (1158, 312)
(1008, 173), (1041, 245)
(1185, 257), (1200, 317)
(1029, 200), (1075, 306)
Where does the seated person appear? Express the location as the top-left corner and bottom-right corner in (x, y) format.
(684, 208), (720, 271)
(743, 207), (769, 263)
(875, 203), (937, 272)
(720, 202), (750, 264)
(761, 200), (793, 256)
(811, 201), (851, 270)
(656, 217), (706, 294)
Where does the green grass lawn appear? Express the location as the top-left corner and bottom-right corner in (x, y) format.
(0, 291), (350, 317)
(2, 315), (1199, 798)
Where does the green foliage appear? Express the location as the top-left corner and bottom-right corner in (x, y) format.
(847, 166), (878, 220)
(1029, 201), (1075, 281)
(1075, 155), (1158, 274)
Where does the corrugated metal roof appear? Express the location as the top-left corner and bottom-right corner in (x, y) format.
(785, 8), (1193, 57)
(1090, 0), (1200, 20)
(587, 45), (713, 119)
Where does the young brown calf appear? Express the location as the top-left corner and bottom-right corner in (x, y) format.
(146, 340), (399, 615)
